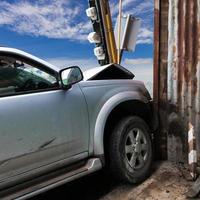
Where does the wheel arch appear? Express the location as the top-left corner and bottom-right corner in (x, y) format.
(93, 91), (151, 156)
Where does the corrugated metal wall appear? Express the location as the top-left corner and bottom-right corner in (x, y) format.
(154, 0), (200, 175)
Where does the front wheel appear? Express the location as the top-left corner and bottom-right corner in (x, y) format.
(109, 116), (153, 184)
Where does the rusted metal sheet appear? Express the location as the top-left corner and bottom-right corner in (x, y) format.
(153, 0), (160, 108)
(167, 0), (200, 177)
(153, 0), (169, 160)
(154, 0), (200, 176)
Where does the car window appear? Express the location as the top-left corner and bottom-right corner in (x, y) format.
(0, 56), (59, 96)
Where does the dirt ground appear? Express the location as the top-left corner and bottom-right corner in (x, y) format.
(100, 162), (194, 200)
(33, 162), (199, 200)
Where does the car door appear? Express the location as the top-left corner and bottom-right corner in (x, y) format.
(0, 54), (89, 184)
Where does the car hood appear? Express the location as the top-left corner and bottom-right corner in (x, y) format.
(83, 63), (134, 81)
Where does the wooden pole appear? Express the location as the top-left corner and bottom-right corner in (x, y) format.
(117, 0), (122, 64)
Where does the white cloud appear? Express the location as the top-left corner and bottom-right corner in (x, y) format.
(110, 0), (138, 16)
(46, 57), (98, 71)
(136, 28), (153, 44)
(138, 28), (153, 38)
(0, 0), (153, 44)
(125, 58), (153, 65)
(122, 58), (153, 95)
(0, 0), (92, 41)
(130, 1), (154, 15)
(111, 0), (154, 44)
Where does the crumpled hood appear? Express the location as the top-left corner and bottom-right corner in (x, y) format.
(83, 63), (134, 81)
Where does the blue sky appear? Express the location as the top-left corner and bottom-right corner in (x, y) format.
(0, 0), (154, 91)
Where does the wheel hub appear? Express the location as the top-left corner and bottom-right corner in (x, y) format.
(125, 128), (148, 169)
(135, 142), (141, 153)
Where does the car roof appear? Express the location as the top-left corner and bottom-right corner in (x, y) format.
(0, 47), (60, 72)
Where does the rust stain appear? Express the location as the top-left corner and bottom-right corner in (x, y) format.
(155, 0), (200, 167)
(153, 0), (160, 108)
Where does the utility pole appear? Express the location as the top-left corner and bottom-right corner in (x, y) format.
(86, 0), (118, 65)
(86, 0), (140, 66)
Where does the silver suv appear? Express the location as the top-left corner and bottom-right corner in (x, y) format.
(0, 47), (156, 199)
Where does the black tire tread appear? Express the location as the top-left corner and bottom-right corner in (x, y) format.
(109, 116), (152, 184)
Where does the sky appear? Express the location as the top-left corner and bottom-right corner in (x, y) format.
(0, 0), (154, 92)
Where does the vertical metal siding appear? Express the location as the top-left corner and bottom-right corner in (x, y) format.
(168, 0), (200, 162)
(155, 0), (200, 173)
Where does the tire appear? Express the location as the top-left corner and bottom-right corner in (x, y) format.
(109, 116), (153, 184)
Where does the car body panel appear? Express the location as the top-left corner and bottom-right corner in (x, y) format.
(0, 47), (153, 195)
(0, 83), (89, 184)
(79, 80), (151, 155)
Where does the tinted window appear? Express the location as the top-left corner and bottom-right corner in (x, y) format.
(0, 56), (59, 96)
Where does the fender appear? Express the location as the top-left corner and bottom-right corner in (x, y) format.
(93, 91), (149, 156)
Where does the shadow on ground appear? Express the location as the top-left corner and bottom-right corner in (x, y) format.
(30, 170), (120, 200)
(30, 162), (199, 200)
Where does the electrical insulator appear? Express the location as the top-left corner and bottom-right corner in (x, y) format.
(86, 7), (97, 21)
(86, 0), (110, 65)
(88, 32), (101, 43)
(94, 47), (105, 60)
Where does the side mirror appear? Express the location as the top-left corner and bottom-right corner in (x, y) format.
(60, 66), (83, 89)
